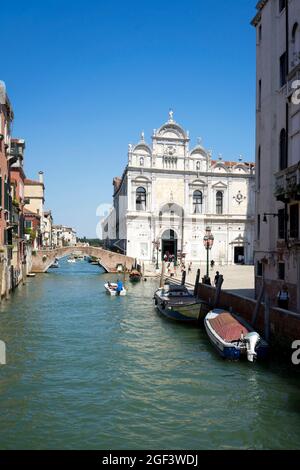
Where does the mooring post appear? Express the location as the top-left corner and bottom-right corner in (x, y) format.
(252, 282), (265, 327)
(194, 269), (200, 297)
(160, 261), (165, 288)
(213, 275), (224, 308)
(181, 270), (186, 286)
(264, 293), (270, 343)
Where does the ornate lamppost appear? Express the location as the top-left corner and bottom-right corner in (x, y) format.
(152, 239), (160, 270)
(203, 226), (214, 285)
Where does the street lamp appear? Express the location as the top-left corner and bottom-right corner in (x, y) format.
(203, 226), (214, 284)
(152, 239), (160, 270)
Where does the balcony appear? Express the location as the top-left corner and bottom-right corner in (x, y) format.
(274, 164), (300, 202)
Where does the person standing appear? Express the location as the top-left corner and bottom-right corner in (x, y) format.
(277, 284), (289, 310)
(214, 271), (221, 287)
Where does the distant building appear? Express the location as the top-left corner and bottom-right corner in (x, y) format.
(252, 0), (300, 311)
(102, 113), (255, 266)
(43, 211), (53, 248)
(10, 138), (27, 285)
(52, 225), (77, 247)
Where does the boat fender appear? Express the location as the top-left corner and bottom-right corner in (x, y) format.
(154, 299), (158, 306)
(161, 301), (166, 310)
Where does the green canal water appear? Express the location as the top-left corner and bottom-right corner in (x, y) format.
(0, 259), (300, 450)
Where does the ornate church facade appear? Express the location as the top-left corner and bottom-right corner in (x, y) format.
(102, 113), (255, 266)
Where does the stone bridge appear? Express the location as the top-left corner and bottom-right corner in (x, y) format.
(31, 246), (136, 273)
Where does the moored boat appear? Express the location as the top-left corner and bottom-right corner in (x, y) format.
(104, 282), (127, 296)
(154, 284), (209, 324)
(129, 270), (142, 283)
(67, 257), (76, 264)
(204, 309), (268, 362)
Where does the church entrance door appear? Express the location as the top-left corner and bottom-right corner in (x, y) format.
(161, 229), (178, 261)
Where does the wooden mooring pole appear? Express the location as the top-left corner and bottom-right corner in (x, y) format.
(264, 293), (270, 343)
(194, 269), (200, 297)
(213, 275), (224, 308)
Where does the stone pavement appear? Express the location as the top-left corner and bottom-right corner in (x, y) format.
(144, 263), (255, 299)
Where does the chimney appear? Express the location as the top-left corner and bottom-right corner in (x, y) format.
(38, 171), (44, 184)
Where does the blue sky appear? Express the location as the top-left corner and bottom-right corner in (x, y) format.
(2, 0), (256, 237)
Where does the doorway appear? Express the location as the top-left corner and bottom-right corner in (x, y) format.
(161, 229), (178, 261)
(234, 246), (245, 264)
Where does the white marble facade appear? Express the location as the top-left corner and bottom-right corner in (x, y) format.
(102, 113), (255, 266)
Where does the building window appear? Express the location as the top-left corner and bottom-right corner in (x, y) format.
(259, 25), (262, 42)
(278, 208), (285, 239)
(278, 263), (285, 281)
(136, 187), (146, 211)
(216, 191), (223, 215)
(292, 23), (300, 67)
(257, 261), (263, 277)
(25, 220), (32, 230)
(280, 52), (287, 87)
(193, 190), (203, 214)
(279, 128), (287, 170)
(257, 146), (261, 190)
(279, 0), (286, 13)
(290, 204), (299, 239)
(257, 214), (261, 240)
(258, 80), (262, 109)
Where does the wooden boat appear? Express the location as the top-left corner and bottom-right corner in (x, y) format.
(204, 309), (269, 362)
(104, 283), (127, 296)
(129, 270), (142, 283)
(154, 284), (209, 324)
(27, 273), (36, 278)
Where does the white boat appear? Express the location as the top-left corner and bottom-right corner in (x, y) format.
(204, 309), (269, 362)
(67, 257), (76, 264)
(104, 283), (127, 296)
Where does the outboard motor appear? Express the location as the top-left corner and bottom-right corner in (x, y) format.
(244, 332), (260, 362)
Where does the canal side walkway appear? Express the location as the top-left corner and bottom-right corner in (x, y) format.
(143, 263), (255, 299)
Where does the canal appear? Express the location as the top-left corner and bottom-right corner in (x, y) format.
(0, 258), (300, 450)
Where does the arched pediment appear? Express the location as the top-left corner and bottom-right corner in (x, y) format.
(133, 176), (151, 184)
(156, 122), (187, 140)
(211, 162), (229, 173)
(132, 143), (152, 155)
(190, 146), (207, 158)
(159, 202), (184, 217)
(232, 163), (248, 173)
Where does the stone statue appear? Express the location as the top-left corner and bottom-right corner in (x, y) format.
(169, 109), (174, 121)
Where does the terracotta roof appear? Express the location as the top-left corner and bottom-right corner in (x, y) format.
(24, 178), (43, 186)
(24, 209), (41, 218)
(211, 160), (255, 168)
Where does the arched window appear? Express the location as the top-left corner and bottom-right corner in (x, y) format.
(136, 187), (146, 211)
(193, 190), (203, 214)
(216, 191), (223, 215)
(279, 129), (287, 171)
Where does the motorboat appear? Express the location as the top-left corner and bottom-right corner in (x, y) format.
(204, 309), (269, 362)
(67, 257), (76, 264)
(104, 283), (127, 296)
(154, 283), (209, 324)
(129, 270), (142, 283)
